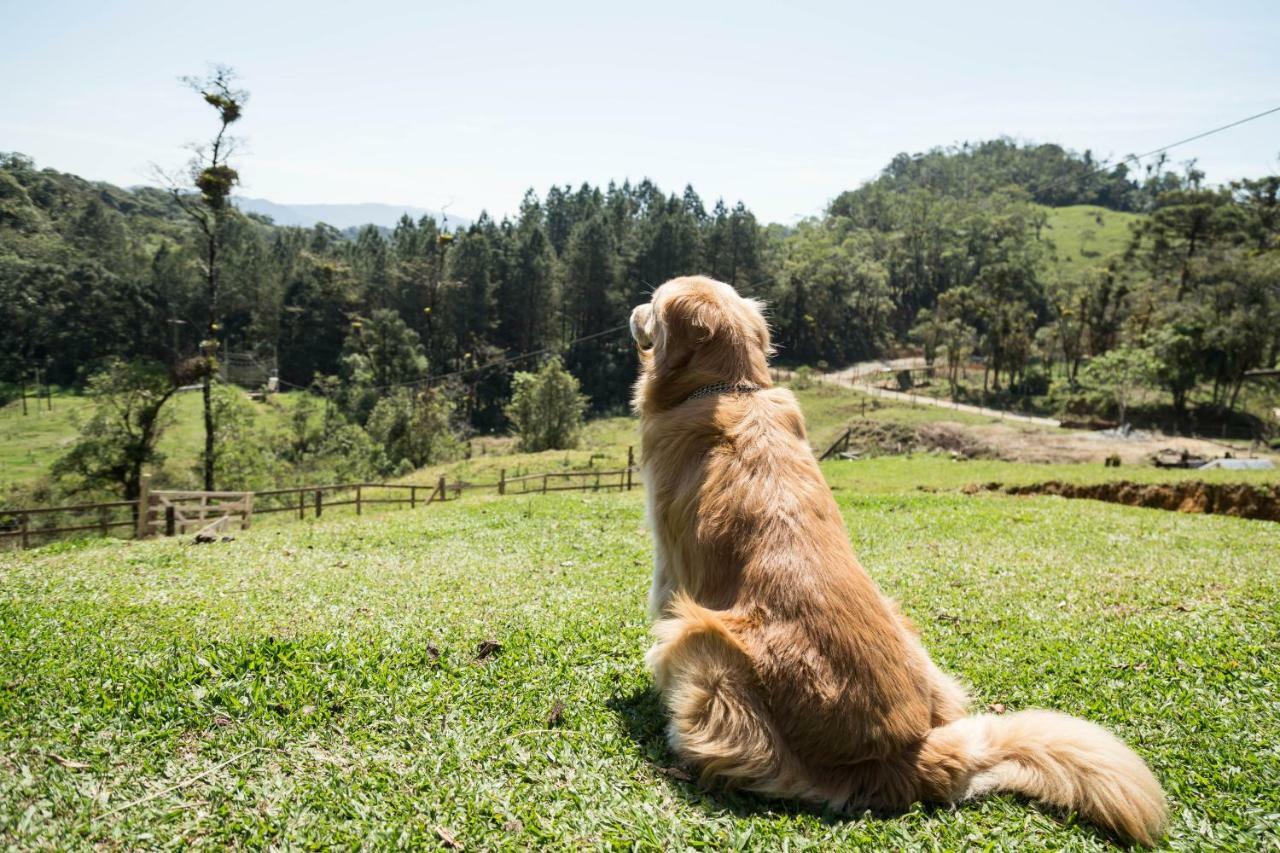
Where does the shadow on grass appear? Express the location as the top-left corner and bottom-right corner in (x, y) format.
(605, 684), (847, 824)
(605, 684), (1123, 847)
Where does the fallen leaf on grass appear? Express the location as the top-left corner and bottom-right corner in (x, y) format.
(436, 825), (462, 848)
(475, 640), (502, 661)
(545, 701), (566, 727)
(1111, 661), (1149, 671)
(502, 819), (523, 833)
(987, 703), (1006, 715)
(50, 754), (91, 769)
(212, 713), (234, 727)
(659, 765), (693, 783)
(1174, 602), (1196, 612)
(425, 644), (440, 661)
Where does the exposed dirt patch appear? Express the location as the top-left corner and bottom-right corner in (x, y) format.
(835, 417), (1273, 467)
(970, 480), (1280, 522)
(837, 420), (996, 459)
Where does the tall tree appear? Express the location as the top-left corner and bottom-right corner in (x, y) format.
(167, 65), (248, 490)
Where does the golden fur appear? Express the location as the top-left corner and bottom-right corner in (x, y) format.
(631, 276), (1167, 846)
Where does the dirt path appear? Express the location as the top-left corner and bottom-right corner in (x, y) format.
(821, 359), (1062, 427)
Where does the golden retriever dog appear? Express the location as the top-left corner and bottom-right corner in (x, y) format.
(630, 276), (1166, 846)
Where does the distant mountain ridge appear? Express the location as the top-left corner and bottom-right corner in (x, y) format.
(233, 196), (470, 230)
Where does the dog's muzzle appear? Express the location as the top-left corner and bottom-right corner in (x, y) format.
(630, 304), (655, 349)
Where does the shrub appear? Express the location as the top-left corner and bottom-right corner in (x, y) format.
(505, 357), (588, 452)
(365, 387), (461, 471)
(51, 359), (178, 500)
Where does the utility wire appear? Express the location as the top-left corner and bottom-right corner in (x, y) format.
(1028, 104), (1280, 197)
(278, 105), (1280, 399)
(277, 322), (632, 396)
(389, 322), (631, 391)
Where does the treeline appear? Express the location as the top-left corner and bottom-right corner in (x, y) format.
(3, 139), (1278, 454)
(850, 139), (1184, 210)
(791, 160), (1280, 428)
(0, 151), (767, 423)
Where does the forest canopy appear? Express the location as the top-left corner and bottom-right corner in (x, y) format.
(2, 137), (1277, 495)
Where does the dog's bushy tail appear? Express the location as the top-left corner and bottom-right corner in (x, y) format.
(915, 710), (1166, 846)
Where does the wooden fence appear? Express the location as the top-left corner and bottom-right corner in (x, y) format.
(1, 450), (638, 551)
(820, 426), (855, 461)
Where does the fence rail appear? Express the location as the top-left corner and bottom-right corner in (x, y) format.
(1, 448), (637, 551)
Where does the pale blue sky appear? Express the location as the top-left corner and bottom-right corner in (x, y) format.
(2, 0), (1278, 223)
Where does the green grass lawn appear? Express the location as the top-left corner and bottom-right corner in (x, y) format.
(3, 454), (1278, 848)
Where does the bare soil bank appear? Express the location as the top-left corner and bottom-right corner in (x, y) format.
(969, 480), (1280, 522)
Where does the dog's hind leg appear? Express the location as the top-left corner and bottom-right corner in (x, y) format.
(646, 595), (825, 801)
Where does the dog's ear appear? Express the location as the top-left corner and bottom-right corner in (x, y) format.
(647, 292), (713, 375)
(660, 291), (723, 347)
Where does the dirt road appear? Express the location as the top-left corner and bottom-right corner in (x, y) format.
(822, 359), (1062, 428)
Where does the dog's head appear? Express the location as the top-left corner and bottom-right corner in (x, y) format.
(631, 276), (773, 413)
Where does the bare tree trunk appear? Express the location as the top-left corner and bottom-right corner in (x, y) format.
(202, 217), (219, 491)
(202, 374), (215, 490)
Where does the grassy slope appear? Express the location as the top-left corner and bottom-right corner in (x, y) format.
(421, 384), (1011, 489)
(0, 391), (308, 491)
(1040, 204), (1143, 277)
(3, 447), (1279, 847)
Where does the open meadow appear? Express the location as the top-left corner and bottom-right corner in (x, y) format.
(0, 391), (311, 492)
(3, 388), (1278, 848)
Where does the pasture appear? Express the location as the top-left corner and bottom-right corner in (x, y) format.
(3, 449), (1278, 848)
(0, 391), (311, 491)
(1041, 204), (1144, 276)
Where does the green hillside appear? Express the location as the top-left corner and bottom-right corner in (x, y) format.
(0, 391), (309, 492)
(1041, 204), (1144, 276)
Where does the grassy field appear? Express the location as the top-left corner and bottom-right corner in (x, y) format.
(3, 449), (1278, 848)
(0, 390), (309, 491)
(1041, 204), (1144, 277)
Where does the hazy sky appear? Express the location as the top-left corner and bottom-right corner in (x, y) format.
(3, 0), (1278, 223)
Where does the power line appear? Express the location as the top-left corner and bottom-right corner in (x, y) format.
(388, 322), (631, 391)
(277, 322), (632, 396)
(280, 106), (1280, 400)
(1033, 104), (1280, 197)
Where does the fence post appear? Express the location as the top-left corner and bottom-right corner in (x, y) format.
(437, 475), (446, 502)
(499, 469), (506, 496)
(356, 485), (363, 516)
(627, 447), (634, 491)
(298, 490), (305, 520)
(410, 486), (417, 509)
(99, 508), (109, 538)
(315, 490), (323, 518)
(20, 513), (29, 549)
(136, 474), (151, 539)
(165, 505), (176, 537)
(542, 474), (548, 494)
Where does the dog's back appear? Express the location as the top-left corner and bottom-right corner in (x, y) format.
(633, 276), (1165, 845)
